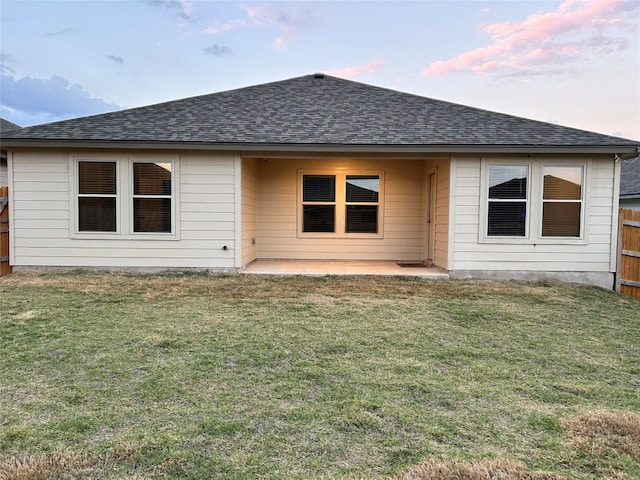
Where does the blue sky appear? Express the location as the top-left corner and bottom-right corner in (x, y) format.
(1, 0), (638, 140)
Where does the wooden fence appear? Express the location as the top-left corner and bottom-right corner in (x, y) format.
(0, 186), (11, 276)
(616, 208), (640, 299)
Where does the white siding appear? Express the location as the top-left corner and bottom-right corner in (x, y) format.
(450, 154), (616, 275)
(256, 158), (429, 261)
(10, 149), (237, 269)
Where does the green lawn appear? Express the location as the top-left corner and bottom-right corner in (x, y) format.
(1, 272), (639, 479)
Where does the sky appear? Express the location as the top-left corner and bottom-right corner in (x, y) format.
(1, 0), (639, 140)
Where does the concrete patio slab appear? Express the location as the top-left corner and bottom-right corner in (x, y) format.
(241, 260), (449, 279)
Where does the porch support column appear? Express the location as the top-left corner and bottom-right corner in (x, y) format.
(234, 154), (242, 269)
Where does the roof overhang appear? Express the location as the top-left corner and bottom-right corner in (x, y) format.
(1, 139), (639, 156)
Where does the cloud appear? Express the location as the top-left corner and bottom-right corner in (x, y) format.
(329, 58), (386, 79)
(44, 28), (74, 37)
(202, 3), (319, 49)
(0, 54), (15, 74)
(106, 55), (124, 64)
(203, 44), (233, 57)
(143, 0), (194, 23)
(0, 74), (120, 119)
(421, 0), (639, 77)
(244, 4), (319, 49)
(202, 19), (249, 34)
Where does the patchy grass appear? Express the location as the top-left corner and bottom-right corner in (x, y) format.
(1, 271), (639, 479)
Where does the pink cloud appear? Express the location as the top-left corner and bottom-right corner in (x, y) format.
(328, 58), (386, 79)
(244, 4), (319, 49)
(202, 19), (249, 34)
(421, 0), (639, 77)
(203, 4), (319, 50)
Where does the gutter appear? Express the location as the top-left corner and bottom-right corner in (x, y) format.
(2, 139), (639, 156)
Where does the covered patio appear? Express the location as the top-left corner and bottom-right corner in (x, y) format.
(241, 260), (449, 278)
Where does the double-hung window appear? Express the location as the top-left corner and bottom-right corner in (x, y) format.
(74, 155), (177, 237)
(345, 176), (380, 233)
(78, 161), (118, 232)
(302, 175), (336, 233)
(300, 172), (382, 237)
(487, 165), (528, 237)
(133, 162), (173, 233)
(541, 166), (583, 237)
(483, 160), (585, 242)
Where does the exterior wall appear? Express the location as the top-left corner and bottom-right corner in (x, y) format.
(448, 154), (616, 288)
(256, 158), (428, 261)
(432, 159), (450, 269)
(9, 149), (237, 269)
(241, 158), (258, 267)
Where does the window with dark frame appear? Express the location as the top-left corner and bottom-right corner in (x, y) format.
(487, 165), (528, 237)
(78, 161), (117, 232)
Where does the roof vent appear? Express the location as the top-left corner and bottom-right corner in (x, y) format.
(313, 72), (325, 79)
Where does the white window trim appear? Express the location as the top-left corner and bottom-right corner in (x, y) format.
(70, 154), (180, 240)
(479, 158), (588, 245)
(297, 169), (385, 239)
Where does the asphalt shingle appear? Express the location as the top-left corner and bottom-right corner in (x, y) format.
(1, 74), (637, 148)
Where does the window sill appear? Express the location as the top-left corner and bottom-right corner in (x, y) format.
(297, 232), (384, 240)
(480, 236), (587, 245)
(72, 232), (180, 241)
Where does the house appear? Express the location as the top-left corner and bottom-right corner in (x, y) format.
(1, 73), (638, 288)
(620, 156), (640, 210)
(0, 118), (20, 186)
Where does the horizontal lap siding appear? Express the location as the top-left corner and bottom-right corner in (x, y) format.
(451, 155), (615, 273)
(10, 150), (237, 269)
(256, 158), (426, 261)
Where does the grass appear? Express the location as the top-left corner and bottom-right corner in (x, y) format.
(0, 271), (639, 479)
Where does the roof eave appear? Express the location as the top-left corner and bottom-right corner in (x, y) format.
(1, 138), (638, 155)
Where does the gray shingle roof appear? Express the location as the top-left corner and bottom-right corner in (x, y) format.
(620, 158), (640, 197)
(0, 118), (20, 133)
(1, 74), (637, 150)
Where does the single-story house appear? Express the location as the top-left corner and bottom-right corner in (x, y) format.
(620, 157), (640, 210)
(1, 73), (638, 288)
(0, 118), (21, 186)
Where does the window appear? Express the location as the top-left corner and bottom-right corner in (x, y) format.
(346, 176), (379, 233)
(78, 161), (117, 232)
(133, 162), (172, 233)
(487, 165), (528, 237)
(73, 155), (177, 238)
(541, 166), (582, 237)
(302, 175), (336, 232)
(300, 171), (383, 236)
(483, 160), (587, 242)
